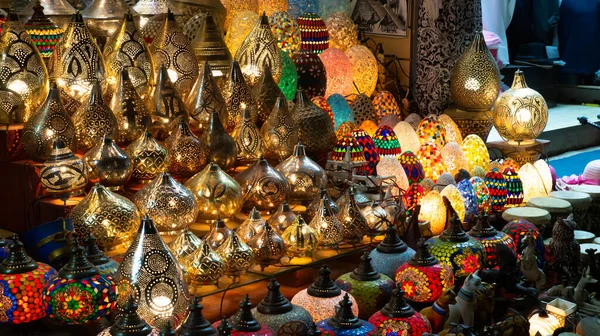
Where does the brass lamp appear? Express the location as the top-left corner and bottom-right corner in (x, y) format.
(204, 217), (233, 250)
(260, 94), (299, 163)
(0, 11), (49, 124)
(248, 221), (286, 270)
(150, 65), (188, 140)
(309, 196), (344, 248)
(183, 239), (224, 286)
(492, 70), (548, 145)
(238, 207), (266, 243)
(337, 188), (369, 244)
(215, 230), (254, 279)
(201, 110), (238, 171)
(252, 66), (284, 126)
(222, 60), (258, 131)
(125, 130), (169, 183)
(235, 157), (290, 212)
(186, 61), (228, 135)
(292, 90), (336, 160)
(232, 105), (264, 163)
(82, 0), (130, 46)
(83, 136), (133, 189)
(168, 230), (202, 265)
(165, 118), (207, 179)
(269, 201), (297, 233)
(109, 70), (152, 145)
(281, 215), (319, 260)
(40, 139), (87, 196)
(188, 12), (232, 79)
(225, 11), (259, 57)
(276, 142), (327, 202)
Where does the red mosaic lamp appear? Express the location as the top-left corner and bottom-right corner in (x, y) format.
(0, 235), (57, 324)
(399, 151), (425, 185)
(296, 13), (329, 54)
(502, 167), (524, 207)
(368, 289), (432, 335)
(468, 213), (517, 269)
(213, 295), (274, 335)
(23, 1), (63, 58)
(331, 134), (366, 163)
(372, 125), (402, 159)
(483, 168), (508, 211)
(352, 129), (380, 176)
(395, 239), (454, 304)
(502, 219), (545, 267)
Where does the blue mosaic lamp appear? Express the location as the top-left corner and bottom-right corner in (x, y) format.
(369, 224), (416, 279)
(457, 179), (479, 223)
(328, 94), (355, 129)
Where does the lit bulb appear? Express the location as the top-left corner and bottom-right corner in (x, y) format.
(46, 129), (54, 137)
(8, 79), (29, 96)
(516, 109), (531, 123)
(212, 70), (224, 77)
(167, 69), (179, 82)
(464, 78), (481, 91)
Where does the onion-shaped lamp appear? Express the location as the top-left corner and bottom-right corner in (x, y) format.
(184, 239), (224, 287)
(291, 265), (359, 322)
(0, 236), (58, 324)
(315, 293), (375, 335)
(204, 217), (233, 251)
(260, 94), (299, 163)
(334, 251), (395, 319)
(150, 65), (188, 140)
(216, 231), (254, 279)
(235, 157), (290, 212)
(43, 243), (117, 324)
(185, 61), (228, 135)
(175, 297), (218, 335)
(83, 234), (119, 278)
(361, 202), (389, 239)
(483, 168), (508, 212)
(281, 216), (319, 260)
(369, 224), (416, 279)
(468, 213), (516, 269)
(276, 142), (327, 202)
(110, 70), (153, 145)
(83, 136), (133, 189)
(395, 239), (455, 304)
(309, 196), (344, 249)
(165, 118), (207, 179)
(168, 230), (202, 268)
(72, 82), (118, 154)
(125, 131), (169, 183)
(213, 295), (274, 335)
(97, 297), (160, 335)
(40, 139), (87, 196)
(367, 289), (432, 336)
(115, 215), (191, 328)
(306, 189), (340, 223)
(269, 201), (297, 233)
(248, 221), (286, 270)
(253, 278), (314, 333)
(337, 188), (369, 245)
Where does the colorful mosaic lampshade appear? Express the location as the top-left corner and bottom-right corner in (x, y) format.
(372, 91), (400, 120)
(416, 142), (446, 183)
(276, 142), (327, 202)
(352, 94), (378, 127)
(426, 201), (486, 280)
(291, 265), (359, 322)
(281, 216), (319, 260)
(368, 289), (432, 336)
(359, 120), (378, 137)
(326, 94), (353, 128)
(416, 115), (447, 148)
(461, 134), (490, 171)
(316, 293), (376, 335)
(346, 45), (377, 97)
(372, 125), (401, 159)
(270, 11), (301, 57)
(440, 185), (467, 222)
(352, 129), (379, 176)
(325, 12), (357, 52)
(503, 167), (524, 207)
(278, 51), (298, 100)
(297, 13), (329, 54)
(43, 244), (117, 324)
(438, 114), (463, 145)
(399, 151), (425, 185)
(331, 134), (365, 163)
(320, 48), (353, 98)
(312, 96), (335, 125)
(83, 234), (119, 278)
(212, 295), (274, 335)
(0, 236), (57, 324)
(395, 239), (454, 304)
(469, 213), (516, 269)
(115, 215), (191, 328)
(334, 251), (395, 319)
(309, 196), (344, 248)
(501, 219), (545, 267)
(469, 176), (492, 214)
(457, 179), (479, 222)
(23, 1), (63, 58)
(97, 297), (160, 335)
(225, 11), (259, 57)
(293, 50), (327, 99)
(418, 190), (446, 236)
(483, 168), (508, 212)
(369, 224), (416, 279)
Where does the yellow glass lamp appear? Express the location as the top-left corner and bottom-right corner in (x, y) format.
(325, 12), (358, 51)
(518, 163), (548, 203)
(450, 30), (500, 112)
(222, 0), (258, 34)
(439, 114), (463, 144)
(534, 159), (553, 194)
(320, 47), (353, 98)
(393, 121), (420, 154)
(416, 114), (447, 148)
(493, 70), (548, 145)
(346, 45), (378, 97)
(225, 11), (259, 57)
(441, 142), (468, 176)
(360, 120), (379, 138)
(235, 13), (282, 87)
(440, 185), (467, 222)
(416, 142), (446, 183)
(461, 134), (490, 171)
(418, 190), (446, 235)
(529, 309), (562, 336)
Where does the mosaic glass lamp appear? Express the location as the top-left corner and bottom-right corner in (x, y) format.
(337, 189), (369, 245)
(253, 278), (314, 333)
(291, 265), (359, 322)
(416, 114), (447, 148)
(351, 129), (379, 176)
(351, 94), (377, 126)
(533, 159), (553, 194)
(334, 251), (395, 319)
(469, 176), (492, 213)
(83, 234), (119, 278)
(368, 289), (432, 336)
(503, 167), (524, 207)
(0, 236), (57, 324)
(39, 139), (87, 196)
(222, 60), (258, 131)
(184, 239), (224, 286)
(372, 125), (401, 159)
(483, 168), (508, 212)
(418, 190), (446, 236)
(328, 94), (354, 129)
(23, 1), (63, 59)
(320, 48), (353, 98)
(115, 215), (191, 328)
(331, 135), (366, 164)
(83, 136), (133, 189)
(457, 179), (479, 222)
(72, 82), (118, 154)
(372, 91), (401, 121)
(439, 114), (463, 144)
(150, 65), (188, 140)
(395, 239), (454, 304)
(134, 172), (199, 236)
(235, 157), (290, 212)
(269, 11), (301, 57)
(369, 224), (416, 280)
(278, 51), (298, 101)
(393, 122), (420, 155)
(440, 185), (467, 222)
(359, 120), (378, 137)
(276, 142), (327, 202)
(188, 12), (232, 79)
(461, 134), (490, 171)
(174, 297), (218, 335)
(345, 45), (377, 97)
(225, 11), (259, 59)
(110, 70), (152, 145)
(281, 216), (319, 260)
(297, 13), (328, 54)
(309, 196), (344, 248)
(97, 297), (160, 335)
(315, 293), (375, 335)
(215, 231), (255, 278)
(185, 163), (243, 222)
(293, 51), (327, 99)
(185, 61), (228, 135)
(125, 131), (168, 184)
(441, 142), (468, 176)
(468, 213), (516, 269)
(426, 200), (486, 280)
(501, 219), (545, 267)
(518, 163), (548, 203)
(325, 13), (357, 52)
(292, 90), (336, 160)
(43, 243), (117, 324)
(69, 183), (140, 251)
(165, 118), (207, 179)
(416, 142), (446, 183)
(213, 295), (274, 335)
(399, 151), (425, 185)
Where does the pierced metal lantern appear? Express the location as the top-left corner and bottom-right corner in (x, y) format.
(261, 95), (299, 163)
(72, 82), (118, 154)
(110, 70), (152, 145)
(185, 163), (243, 222)
(292, 90), (336, 160)
(42, 244), (117, 324)
(202, 110), (238, 171)
(125, 131), (169, 183)
(297, 13), (328, 54)
(395, 239), (454, 304)
(215, 230), (254, 278)
(188, 12), (232, 79)
(184, 239), (224, 286)
(23, 2), (64, 59)
(83, 234), (119, 278)
(168, 230), (202, 265)
(269, 11), (301, 57)
(115, 215), (191, 329)
(291, 265), (359, 323)
(0, 11), (49, 124)
(276, 142), (327, 202)
(204, 217), (233, 251)
(213, 295), (275, 335)
(248, 221), (286, 270)
(222, 60), (258, 131)
(176, 297), (219, 335)
(104, 13), (154, 100)
(152, 10), (198, 99)
(69, 183), (140, 251)
(483, 168), (508, 212)
(337, 189), (368, 244)
(97, 298), (160, 335)
(335, 251), (395, 319)
(368, 289), (432, 336)
(235, 157), (290, 212)
(253, 279), (314, 333)
(134, 172), (199, 236)
(306, 189), (340, 223)
(253, 67), (284, 126)
(81, 0), (129, 46)
(40, 139), (87, 196)
(369, 224), (416, 279)
(186, 61), (228, 135)
(361, 203), (388, 239)
(293, 50), (327, 99)
(315, 293), (375, 335)
(0, 236), (58, 324)
(269, 201), (297, 233)
(22, 85), (74, 161)
(165, 118), (207, 179)
(309, 196), (344, 248)
(281, 216), (319, 260)
(469, 213), (516, 269)
(232, 106), (264, 163)
(238, 207), (266, 243)
(83, 136), (133, 189)
(150, 65), (188, 140)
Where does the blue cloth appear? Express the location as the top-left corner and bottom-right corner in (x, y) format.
(549, 149), (600, 177)
(559, 0), (600, 75)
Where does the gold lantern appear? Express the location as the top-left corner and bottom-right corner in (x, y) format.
(56, 13), (106, 100)
(72, 82), (119, 154)
(239, 207), (267, 242)
(104, 12), (155, 100)
(82, 0), (130, 47)
(268, 201), (297, 233)
(252, 66), (284, 126)
(419, 190), (446, 235)
(152, 10), (199, 99)
(22, 85), (75, 161)
(69, 183), (140, 251)
(325, 12), (358, 51)
(440, 184), (467, 222)
(0, 11), (49, 124)
(165, 118), (207, 179)
(216, 230), (255, 278)
(83, 136), (133, 189)
(188, 12), (232, 78)
(205, 217), (233, 250)
(281, 215), (319, 260)
(186, 61), (228, 135)
(133, 172), (199, 236)
(393, 121), (420, 154)
(276, 142), (328, 202)
(248, 221), (286, 270)
(292, 90), (337, 159)
(232, 105), (264, 163)
(109, 70), (152, 145)
(345, 45), (378, 97)
(450, 30), (500, 112)
(441, 142), (468, 176)
(493, 70), (548, 145)
(168, 230), (201, 264)
(222, 61), (258, 131)
(309, 196), (344, 248)
(185, 238), (224, 285)
(439, 114), (463, 144)
(461, 134), (490, 171)
(40, 139), (87, 196)
(235, 157), (290, 212)
(518, 163), (548, 203)
(269, 11), (301, 57)
(337, 188), (368, 244)
(235, 13), (282, 87)
(115, 215), (191, 328)
(201, 110), (238, 171)
(225, 11), (259, 57)
(260, 94), (299, 163)
(416, 142), (446, 183)
(125, 131), (168, 183)
(150, 65), (188, 140)
(185, 163), (244, 221)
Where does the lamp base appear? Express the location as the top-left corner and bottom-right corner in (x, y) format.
(443, 106), (493, 141)
(486, 139), (550, 166)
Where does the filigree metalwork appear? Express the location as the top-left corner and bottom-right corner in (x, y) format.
(150, 65), (188, 140)
(109, 70), (152, 145)
(72, 83), (118, 154)
(125, 131), (168, 183)
(260, 95), (298, 163)
(40, 139), (87, 195)
(165, 118), (206, 179)
(185, 61), (228, 134)
(235, 157), (290, 212)
(215, 231), (254, 277)
(232, 107), (263, 162)
(222, 60), (258, 131)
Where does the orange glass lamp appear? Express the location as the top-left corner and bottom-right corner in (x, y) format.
(372, 91), (401, 121)
(461, 134), (490, 171)
(416, 142), (446, 183)
(346, 45), (378, 96)
(225, 11), (260, 57)
(416, 114), (447, 148)
(418, 190), (446, 236)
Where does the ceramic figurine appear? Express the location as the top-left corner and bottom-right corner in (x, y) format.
(549, 266), (599, 307)
(479, 244), (538, 298)
(518, 235), (546, 291)
(447, 271), (483, 328)
(549, 214), (580, 283)
(420, 287), (457, 333)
